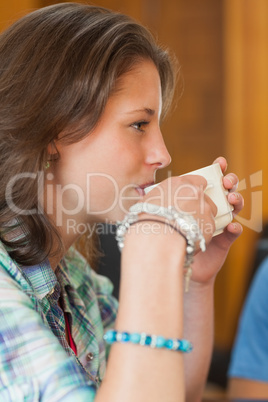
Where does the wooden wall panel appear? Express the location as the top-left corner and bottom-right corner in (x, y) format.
(214, 0), (268, 349)
(0, 0), (40, 31)
(159, 0), (224, 177)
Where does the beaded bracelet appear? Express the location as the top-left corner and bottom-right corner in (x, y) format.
(104, 329), (193, 353)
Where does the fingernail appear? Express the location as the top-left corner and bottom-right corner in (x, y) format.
(225, 176), (234, 186)
(231, 193), (239, 201)
(231, 223), (238, 230)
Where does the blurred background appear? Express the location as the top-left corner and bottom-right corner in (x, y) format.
(1, 0), (268, 397)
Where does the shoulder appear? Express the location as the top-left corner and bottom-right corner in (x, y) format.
(245, 256), (268, 313)
(253, 255), (268, 283)
(239, 255), (268, 330)
(0, 241), (32, 296)
(228, 257), (268, 381)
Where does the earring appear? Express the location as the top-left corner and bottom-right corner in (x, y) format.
(45, 161), (50, 169)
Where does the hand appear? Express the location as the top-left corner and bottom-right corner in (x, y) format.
(190, 156), (244, 285)
(142, 173), (217, 247)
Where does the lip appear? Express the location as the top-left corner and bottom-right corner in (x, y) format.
(135, 181), (155, 197)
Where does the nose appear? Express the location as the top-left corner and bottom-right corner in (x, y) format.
(145, 129), (171, 169)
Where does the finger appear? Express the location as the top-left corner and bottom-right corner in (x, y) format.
(225, 222), (243, 239)
(223, 173), (239, 192)
(213, 156), (227, 173)
(227, 192), (244, 216)
(215, 221), (243, 248)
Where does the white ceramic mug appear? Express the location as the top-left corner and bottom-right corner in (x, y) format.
(144, 163), (233, 236)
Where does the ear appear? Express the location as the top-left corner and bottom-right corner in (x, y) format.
(47, 140), (59, 160)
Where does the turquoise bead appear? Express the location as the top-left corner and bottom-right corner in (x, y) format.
(121, 332), (130, 342)
(155, 336), (165, 348)
(130, 333), (141, 343)
(165, 339), (174, 349)
(145, 336), (152, 345)
(104, 330), (117, 343)
(180, 340), (193, 352)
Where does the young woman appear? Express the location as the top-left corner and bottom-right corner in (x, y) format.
(0, 3), (243, 401)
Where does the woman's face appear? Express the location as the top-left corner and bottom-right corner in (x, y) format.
(47, 59), (171, 228)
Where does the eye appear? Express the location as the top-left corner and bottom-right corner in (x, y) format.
(131, 120), (149, 133)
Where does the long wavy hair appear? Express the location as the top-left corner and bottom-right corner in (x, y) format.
(0, 2), (177, 266)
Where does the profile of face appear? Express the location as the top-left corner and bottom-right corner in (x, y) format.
(46, 60), (171, 227)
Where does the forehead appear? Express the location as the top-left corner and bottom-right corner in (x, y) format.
(102, 59), (162, 119)
(103, 60), (162, 120)
(114, 59), (161, 92)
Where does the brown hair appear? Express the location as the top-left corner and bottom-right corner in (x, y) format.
(0, 2), (177, 266)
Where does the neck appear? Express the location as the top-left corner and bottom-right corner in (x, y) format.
(48, 222), (80, 271)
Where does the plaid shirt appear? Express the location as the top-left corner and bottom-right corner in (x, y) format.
(0, 242), (118, 401)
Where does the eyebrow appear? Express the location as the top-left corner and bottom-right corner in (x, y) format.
(126, 108), (155, 116)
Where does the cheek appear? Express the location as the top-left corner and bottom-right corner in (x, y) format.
(88, 174), (118, 194)
(100, 146), (141, 179)
(86, 174), (119, 212)
(116, 142), (144, 169)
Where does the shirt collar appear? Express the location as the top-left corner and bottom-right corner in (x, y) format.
(22, 259), (59, 300)
(56, 259), (72, 289)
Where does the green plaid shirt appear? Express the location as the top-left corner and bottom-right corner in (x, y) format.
(0, 242), (118, 401)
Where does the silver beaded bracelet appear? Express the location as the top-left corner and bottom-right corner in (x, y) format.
(116, 203), (206, 291)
